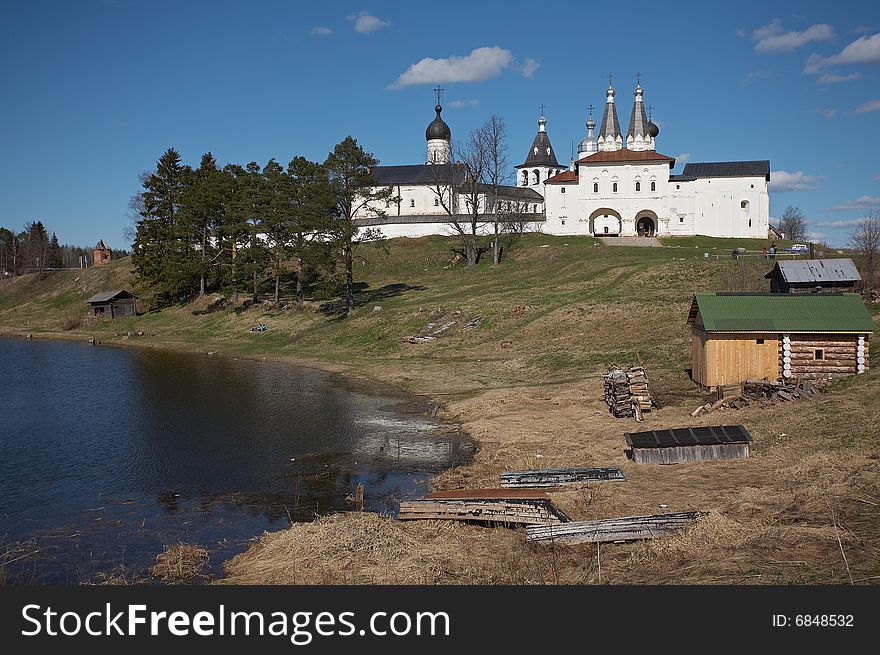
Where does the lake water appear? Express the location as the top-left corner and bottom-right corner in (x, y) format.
(0, 338), (473, 583)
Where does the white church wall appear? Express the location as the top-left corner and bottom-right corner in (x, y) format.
(690, 176), (769, 238)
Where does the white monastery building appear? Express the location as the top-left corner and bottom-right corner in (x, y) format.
(355, 80), (770, 240)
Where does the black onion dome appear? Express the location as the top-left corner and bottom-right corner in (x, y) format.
(426, 104), (451, 141)
(647, 121), (659, 138)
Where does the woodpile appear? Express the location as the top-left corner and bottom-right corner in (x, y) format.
(691, 378), (825, 416)
(526, 511), (703, 545)
(500, 467), (625, 488)
(603, 365), (654, 420)
(398, 489), (570, 526)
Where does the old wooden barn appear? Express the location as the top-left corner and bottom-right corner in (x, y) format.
(765, 258), (860, 294)
(86, 289), (138, 318)
(688, 292), (874, 388)
(625, 425), (752, 464)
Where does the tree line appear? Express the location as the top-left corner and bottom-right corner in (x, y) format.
(1, 222), (128, 279)
(131, 136), (391, 311)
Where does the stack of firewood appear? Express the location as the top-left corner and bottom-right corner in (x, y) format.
(604, 365), (654, 420)
(691, 379), (825, 416)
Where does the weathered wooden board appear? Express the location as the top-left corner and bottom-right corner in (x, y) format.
(526, 511), (703, 545)
(500, 467), (625, 488)
(398, 498), (569, 526)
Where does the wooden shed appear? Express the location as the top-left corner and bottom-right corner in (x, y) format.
(625, 425), (752, 464)
(765, 258), (860, 294)
(688, 292), (874, 388)
(86, 289), (138, 318)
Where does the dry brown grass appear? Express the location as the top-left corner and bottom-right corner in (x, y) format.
(150, 543), (211, 583)
(225, 369), (880, 586)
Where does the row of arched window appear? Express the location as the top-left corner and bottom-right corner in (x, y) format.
(591, 180), (657, 194)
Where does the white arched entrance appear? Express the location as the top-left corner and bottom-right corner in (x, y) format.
(589, 208), (622, 236)
(635, 210), (658, 237)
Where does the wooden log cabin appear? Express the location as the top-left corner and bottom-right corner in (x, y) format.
(688, 292), (874, 388)
(86, 289), (138, 318)
(765, 258), (860, 294)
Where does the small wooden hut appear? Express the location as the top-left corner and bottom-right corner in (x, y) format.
(688, 293), (874, 388)
(765, 258), (860, 294)
(86, 289), (138, 318)
(625, 425), (752, 464)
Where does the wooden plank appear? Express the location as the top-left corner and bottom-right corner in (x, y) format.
(500, 467), (625, 488)
(526, 511), (703, 544)
(398, 498), (568, 526)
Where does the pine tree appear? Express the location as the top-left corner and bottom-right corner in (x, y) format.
(47, 233), (63, 268)
(324, 137), (392, 313)
(181, 152), (225, 296)
(132, 148), (198, 306)
(287, 156), (337, 307)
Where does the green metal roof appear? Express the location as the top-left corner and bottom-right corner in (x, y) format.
(690, 293), (876, 333)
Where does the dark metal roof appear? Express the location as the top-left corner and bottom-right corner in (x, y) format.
(599, 94), (622, 140)
(481, 184), (544, 200)
(669, 174), (697, 182)
(625, 425), (752, 449)
(765, 258), (861, 284)
(86, 289), (136, 304)
(682, 160), (770, 180)
(518, 129), (561, 168)
(627, 93), (649, 140)
(369, 163), (465, 186)
(425, 104), (451, 141)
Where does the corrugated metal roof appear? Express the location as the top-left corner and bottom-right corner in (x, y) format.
(766, 258), (861, 284)
(682, 160), (770, 180)
(689, 292), (876, 333)
(86, 289), (135, 303)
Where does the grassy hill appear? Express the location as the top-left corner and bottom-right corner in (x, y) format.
(2, 234), (879, 585)
(0, 234), (840, 394)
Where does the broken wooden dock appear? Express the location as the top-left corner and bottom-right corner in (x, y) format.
(525, 511), (703, 545)
(398, 489), (570, 526)
(500, 467), (625, 488)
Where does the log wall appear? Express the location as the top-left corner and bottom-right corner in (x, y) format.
(781, 334), (869, 380)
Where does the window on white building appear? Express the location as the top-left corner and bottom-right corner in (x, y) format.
(521, 171), (528, 186)
(612, 182), (618, 193)
(635, 181), (641, 192)
(676, 184), (680, 190)
(593, 182), (599, 193)
(561, 187), (566, 194)
(651, 181), (656, 192)
(410, 199), (415, 208)
(679, 217), (684, 223)
(741, 200), (749, 210)
(533, 170), (540, 185)
(434, 198), (439, 207)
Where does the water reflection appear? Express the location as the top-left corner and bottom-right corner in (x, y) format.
(0, 338), (473, 583)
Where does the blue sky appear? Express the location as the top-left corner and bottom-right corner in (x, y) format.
(1, 0), (878, 247)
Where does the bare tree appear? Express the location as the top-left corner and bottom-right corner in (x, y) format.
(481, 114), (509, 265)
(430, 129), (489, 267)
(849, 210), (880, 290)
(777, 205), (808, 241)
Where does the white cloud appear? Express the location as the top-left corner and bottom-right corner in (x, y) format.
(816, 107), (838, 118)
(448, 99), (480, 109)
(346, 11), (389, 34)
(735, 28), (747, 38)
(521, 58), (539, 79)
(813, 218), (870, 228)
(804, 32), (880, 73)
(769, 170), (824, 191)
(390, 46), (514, 89)
(817, 72), (862, 84)
(826, 195), (880, 211)
(806, 231), (827, 241)
(311, 26), (332, 36)
(675, 152), (691, 168)
(753, 19), (834, 53)
(744, 69), (772, 83)
(853, 99), (880, 114)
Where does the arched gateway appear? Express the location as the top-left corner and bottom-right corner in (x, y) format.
(589, 208), (622, 236)
(635, 210), (658, 237)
